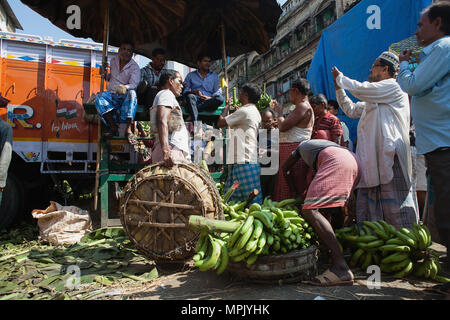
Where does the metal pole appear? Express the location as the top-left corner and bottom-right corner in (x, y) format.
(220, 23), (229, 102)
(94, 2), (110, 211)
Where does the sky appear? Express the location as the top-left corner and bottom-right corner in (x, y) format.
(9, 0), (92, 42)
(7, 0), (288, 67)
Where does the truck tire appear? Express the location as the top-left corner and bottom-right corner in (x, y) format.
(0, 173), (24, 230)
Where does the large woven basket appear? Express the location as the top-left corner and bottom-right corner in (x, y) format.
(119, 162), (224, 262)
(227, 246), (319, 284)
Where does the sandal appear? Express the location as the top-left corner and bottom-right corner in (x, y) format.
(303, 269), (354, 287)
(139, 148), (152, 162)
(127, 133), (138, 146)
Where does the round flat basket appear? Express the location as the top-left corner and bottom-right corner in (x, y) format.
(120, 162), (224, 262)
(227, 246), (319, 284)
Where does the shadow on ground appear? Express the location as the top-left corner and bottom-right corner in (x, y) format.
(122, 243), (448, 301)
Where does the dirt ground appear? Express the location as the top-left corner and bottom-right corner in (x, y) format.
(22, 201), (447, 301)
(105, 243), (448, 301)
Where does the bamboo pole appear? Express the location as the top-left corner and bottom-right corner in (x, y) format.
(94, 2), (110, 211)
(220, 22), (229, 102)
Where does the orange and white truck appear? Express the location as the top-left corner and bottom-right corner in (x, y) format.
(0, 32), (138, 228)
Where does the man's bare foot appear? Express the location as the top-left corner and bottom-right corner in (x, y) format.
(329, 265), (354, 282)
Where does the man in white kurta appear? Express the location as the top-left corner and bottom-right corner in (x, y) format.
(332, 52), (418, 229)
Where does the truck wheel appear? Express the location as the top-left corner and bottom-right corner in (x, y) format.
(0, 173), (24, 230)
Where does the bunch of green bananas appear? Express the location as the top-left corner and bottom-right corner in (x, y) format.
(193, 233), (230, 275)
(336, 221), (450, 283)
(194, 197), (318, 272)
(257, 90), (272, 112)
(215, 182), (225, 198)
(231, 87), (242, 109)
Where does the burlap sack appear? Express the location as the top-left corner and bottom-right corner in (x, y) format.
(32, 201), (93, 245)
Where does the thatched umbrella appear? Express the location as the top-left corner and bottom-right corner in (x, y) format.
(153, 0), (282, 99)
(161, 0), (281, 65)
(20, 0), (187, 50)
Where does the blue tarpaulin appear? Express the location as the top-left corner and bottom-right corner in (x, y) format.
(307, 0), (432, 144)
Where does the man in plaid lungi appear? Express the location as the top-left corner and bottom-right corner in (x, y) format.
(225, 164), (263, 205)
(95, 41), (140, 138)
(218, 83), (263, 205)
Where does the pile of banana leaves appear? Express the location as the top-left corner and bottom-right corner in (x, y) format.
(0, 223), (158, 300)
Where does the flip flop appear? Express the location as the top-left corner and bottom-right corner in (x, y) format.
(303, 269), (354, 287)
(127, 133), (138, 146)
(138, 148), (152, 162)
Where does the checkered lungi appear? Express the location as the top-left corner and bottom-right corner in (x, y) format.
(303, 146), (360, 210)
(356, 155), (419, 229)
(95, 90), (138, 126)
(225, 163), (263, 205)
(274, 142), (310, 202)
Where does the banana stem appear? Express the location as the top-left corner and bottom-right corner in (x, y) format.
(188, 216), (241, 233)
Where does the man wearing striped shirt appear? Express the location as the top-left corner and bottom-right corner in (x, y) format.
(310, 94), (343, 144)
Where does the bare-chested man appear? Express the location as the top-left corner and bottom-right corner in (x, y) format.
(271, 78), (314, 201)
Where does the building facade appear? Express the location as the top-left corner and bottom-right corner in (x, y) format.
(214, 0), (361, 107)
(0, 0), (22, 33)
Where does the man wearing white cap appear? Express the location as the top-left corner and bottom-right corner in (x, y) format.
(331, 52), (418, 230)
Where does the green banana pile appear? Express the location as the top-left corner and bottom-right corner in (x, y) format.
(192, 197), (318, 274)
(336, 221), (449, 283)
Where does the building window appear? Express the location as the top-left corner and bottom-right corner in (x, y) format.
(282, 79), (290, 93)
(296, 23), (310, 45)
(316, 4), (336, 33)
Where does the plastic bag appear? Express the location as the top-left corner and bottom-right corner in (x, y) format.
(32, 201), (93, 245)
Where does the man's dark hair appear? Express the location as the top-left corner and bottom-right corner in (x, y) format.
(197, 53), (211, 62)
(152, 48), (166, 57)
(120, 40), (135, 51)
(309, 94), (328, 106)
(241, 83), (261, 104)
(328, 100), (339, 111)
(158, 69), (179, 88)
(425, 2), (450, 35)
(262, 107), (278, 120)
(378, 60), (396, 77)
(291, 78), (311, 96)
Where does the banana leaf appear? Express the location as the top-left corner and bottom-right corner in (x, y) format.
(0, 292), (20, 300)
(94, 276), (114, 286)
(37, 275), (62, 287)
(80, 227), (125, 243)
(0, 281), (18, 294)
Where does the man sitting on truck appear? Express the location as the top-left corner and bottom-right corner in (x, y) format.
(137, 48), (166, 108)
(95, 41), (141, 139)
(183, 54), (225, 122)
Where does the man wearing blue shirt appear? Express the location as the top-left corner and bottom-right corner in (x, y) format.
(183, 54), (224, 122)
(397, 2), (450, 266)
